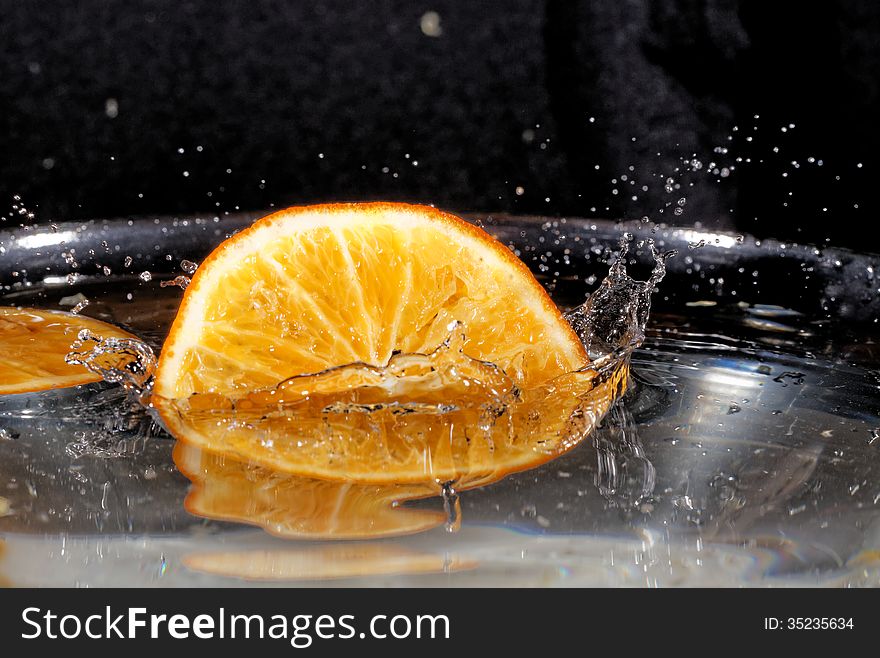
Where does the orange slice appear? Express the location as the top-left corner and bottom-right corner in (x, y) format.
(154, 203), (585, 396)
(0, 307), (138, 395)
(153, 203), (610, 484)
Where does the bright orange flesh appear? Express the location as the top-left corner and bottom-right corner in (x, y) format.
(0, 307), (138, 395)
(153, 203), (612, 485)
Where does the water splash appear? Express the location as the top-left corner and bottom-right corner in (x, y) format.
(441, 481), (462, 533)
(69, 298), (90, 315)
(593, 401), (656, 510)
(277, 323), (518, 417)
(159, 276), (191, 290)
(565, 235), (676, 359)
(64, 420), (158, 460)
(65, 329), (157, 396)
(180, 260), (198, 275)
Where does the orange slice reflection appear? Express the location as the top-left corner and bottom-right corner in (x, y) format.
(173, 443), (445, 539)
(183, 544), (477, 582)
(0, 539), (8, 587)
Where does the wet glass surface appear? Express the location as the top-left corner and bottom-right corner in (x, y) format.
(1, 214), (879, 586)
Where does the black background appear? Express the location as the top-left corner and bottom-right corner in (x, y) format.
(2, 1), (878, 249)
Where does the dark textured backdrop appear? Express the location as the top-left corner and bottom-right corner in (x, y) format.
(1, 0), (878, 247)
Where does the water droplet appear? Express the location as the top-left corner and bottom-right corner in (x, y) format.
(441, 482), (461, 533)
(160, 276), (191, 290)
(101, 481), (111, 510)
(772, 371), (805, 386)
(420, 11), (443, 37)
(65, 329), (158, 392)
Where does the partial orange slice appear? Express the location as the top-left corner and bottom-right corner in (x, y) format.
(153, 203), (613, 485)
(0, 307), (138, 395)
